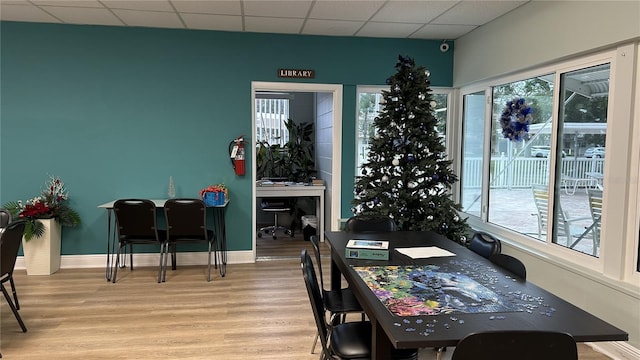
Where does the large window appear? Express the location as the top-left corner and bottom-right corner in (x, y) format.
(488, 75), (554, 241)
(460, 59), (612, 260)
(460, 91), (486, 218)
(255, 95), (290, 146)
(356, 87), (450, 175)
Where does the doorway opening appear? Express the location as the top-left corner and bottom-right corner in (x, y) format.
(251, 82), (343, 260)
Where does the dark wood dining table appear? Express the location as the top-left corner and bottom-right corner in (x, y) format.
(324, 230), (628, 360)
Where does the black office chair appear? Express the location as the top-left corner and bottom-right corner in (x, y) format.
(1, 221), (28, 332)
(451, 331), (578, 360)
(163, 198), (217, 282)
(258, 198), (293, 239)
(301, 250), (418, 360)
(309, 235), (364, 353)
(490, 253), (527, 279)
(468, 231), (501, 259)
(112, 199), (166, 283)
(344, 215), (397, 232)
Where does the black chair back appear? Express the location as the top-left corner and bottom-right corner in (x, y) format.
(112, 199), (165, 283)
(344, 215), (397, 232)
(309, 235), (327, 290)
(0, 209), (11, 229)
(164, 199), (208, 239)
(163, 198), (215, 282)
(113, 199), (160, 240)
(1, 220), (28, 332)
(300, 250), (330, 352)
(1, 221), (26, 280)
(451, 331), (577, 360)
(468, 231), (501, 259)
(490, 253), (527, 279)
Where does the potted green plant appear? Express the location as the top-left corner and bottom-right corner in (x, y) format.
(283, 118), (316, 183)
(2, 175), (81, 275)
(256, 119), (316, 182)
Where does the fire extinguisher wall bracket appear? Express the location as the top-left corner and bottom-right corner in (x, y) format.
(229, 136), (246, 176)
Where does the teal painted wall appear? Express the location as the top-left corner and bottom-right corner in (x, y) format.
(0, 21), (453, 255)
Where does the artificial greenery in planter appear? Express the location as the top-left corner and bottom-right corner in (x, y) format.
(2, 175), (81, 240)
(256, 118), (316, 182)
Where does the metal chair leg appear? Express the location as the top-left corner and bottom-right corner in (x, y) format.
(112, 245), (122, 283)
(310, 331), (319, 353)
(157, 243), (164, 283)
(9, 277), (20, 310)
(207, 242), (212, 282)
(1, 284), (27, 332)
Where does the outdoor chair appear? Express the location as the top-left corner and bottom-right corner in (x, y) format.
(584, 189), (603, 256)
(451, 330), (577, 360)
(531, 184), (592, 247)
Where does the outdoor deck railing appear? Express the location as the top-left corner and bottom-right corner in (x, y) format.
(463, 157), (604, 189)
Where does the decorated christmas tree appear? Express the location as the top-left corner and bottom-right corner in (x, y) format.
(352, 55), (470, 244)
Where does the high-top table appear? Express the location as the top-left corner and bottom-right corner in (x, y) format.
(324, 230), (628, 359)
(98, 199), (228, 281)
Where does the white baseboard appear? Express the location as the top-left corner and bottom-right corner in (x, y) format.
(588, 341), (640, 360)
(15, 250), (256, 271)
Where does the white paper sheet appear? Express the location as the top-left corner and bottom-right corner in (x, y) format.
(395, 247), (456, 259)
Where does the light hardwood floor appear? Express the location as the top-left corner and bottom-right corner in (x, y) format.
(1, 237), (611, 359)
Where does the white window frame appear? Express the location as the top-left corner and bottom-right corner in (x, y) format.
(458, 46), (640, 288)
(355, 86), (454, 176)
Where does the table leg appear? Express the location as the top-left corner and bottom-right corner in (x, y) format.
(371, 318), (391, 360)
(330, 254), (340, 291)
(213, 207), (227, 277)
(105, 209), (112, 281)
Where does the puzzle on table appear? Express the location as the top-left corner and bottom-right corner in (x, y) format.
(353, 265), (517, 316)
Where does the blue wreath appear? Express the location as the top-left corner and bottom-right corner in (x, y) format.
(500, 98), (532, 142)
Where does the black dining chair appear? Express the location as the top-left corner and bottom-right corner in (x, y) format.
(301, 250), (418, 360)
(490, 253), (527, 279)
(1, 220), (28, 332)
(309, 235), (364, 353)
(163, 198), (217, 282)
(0, 208), (11, 229)
(112, 199), (166, 283)
(468, 231), (501, 259)
(344, 215), (397, 232)
(451, 330), (578, 360)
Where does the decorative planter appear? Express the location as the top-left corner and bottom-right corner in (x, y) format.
(22, 218), (62, 275)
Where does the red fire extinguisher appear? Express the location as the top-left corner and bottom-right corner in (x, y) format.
(229, 136), (246, 176)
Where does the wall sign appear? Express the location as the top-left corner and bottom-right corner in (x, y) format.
(278, 68), (315, 78)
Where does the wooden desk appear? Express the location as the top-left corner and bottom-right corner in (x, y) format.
(324, 231), (627, 359)
(98, 199), (228, 281)
(256, 184), (325, 239)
